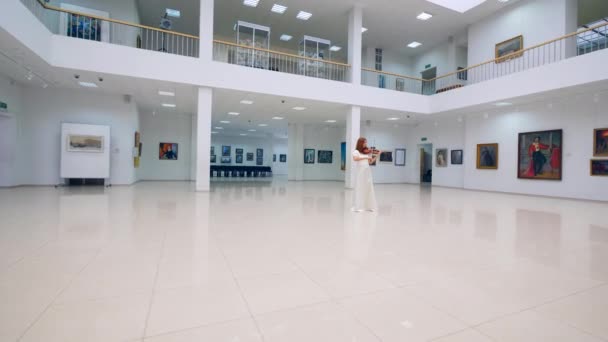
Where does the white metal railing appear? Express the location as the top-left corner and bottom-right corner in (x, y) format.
(213, 40), (350, 82)
(19, 0), (199, 57)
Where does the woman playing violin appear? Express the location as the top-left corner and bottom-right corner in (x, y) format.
(352, 137), (380, 212)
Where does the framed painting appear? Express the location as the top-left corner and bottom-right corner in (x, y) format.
(67, 134), (104, 153)
(256, 149), (263, 158)
(594, 128), (608, 156)
(221, 156), (231, 164)
(435, 148), (448, 167)
(211, 155), (217, 163)
(236, 148), (244, 155)
(159, 142), (178, 160)
(340, 142), (346, 171)
(222, 146), (231, 157)
(304, 149), (315, 164)
(236, 154), (243, 164)
(246, 153), (254, 161)
(134, 132), (140, 168)
(518, 129), (562, 180)
(256, 157), (263, 166)
(591, 159), (608, 176)
(451, 150), (463, 165)
(211, 146), (215, 155)
(318, 150), (333, 164)
(477, 143), (498, 169)
(495, 35), (523, 62)
(280, 154), (287, 163)
(395, 149), (406, 166)
(273, 154), (276, 162)
(379, 151), (393, 163)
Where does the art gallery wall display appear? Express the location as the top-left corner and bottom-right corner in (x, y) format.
(594, 128), (608, 157)
(236, 148), (244, 155)
(211, 146), (215, 155)
(280, 154), (287, 163)
(340, 142), (346, 171)
(395, 149), (406, 166)
(435, 148), (448, 167)
(304, 149), (315, 164)
(211, 155), (217, 163)
(318, 150), (333, 164)
(380, 151), (393, 163)
(222, 146), (231, 157)
(476, 143), (498, 169)
(159, 142), (178, 160)
(0, 101), (7, 112)
(495, 35), (523, 62)
(246, 153), (254, 161)
(590, 159), (608, 176)
(236, 154), (243, 164)
(518, 129), (562, 180)
(257, 148), (264, 158)
(133, 132), (141, 168)
(221, 156), (231, 164)
(451, 150), (463, 165)
(256, 157), (263, 166)
(273, 154), (276, 162)
(67, 134), (104, 153)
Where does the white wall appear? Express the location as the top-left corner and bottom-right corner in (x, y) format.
(210, 135), (273, 167)
(17, 86), (140, 185)
(0, 76), (23, 186)
(271, 139), (288, 175)
(288, 124), (344, 181)
(139, 112), (192, 181)
(360, 122), (414, 184)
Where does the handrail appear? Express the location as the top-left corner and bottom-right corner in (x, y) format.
(430, 21), (608, 81)
(361, 67), (425, 82)
(213, 39), (350, 67)
(32, 0), (199, 40)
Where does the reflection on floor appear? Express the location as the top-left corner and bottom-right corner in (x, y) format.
(0, 180), (607, 342)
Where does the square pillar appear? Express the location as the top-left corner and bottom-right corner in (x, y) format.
(345, 106), (361, 189)
(196, 87), (212, 191)
(287, 123), (304, 181)
(348, 6), (363, 85)
(199, 0), (214, 60)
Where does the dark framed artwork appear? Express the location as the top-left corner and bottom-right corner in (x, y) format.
(591, 159), (608, 176)
(221, 156), (231, 164)
(256, 157), (263, 166)
(594, 128), (608, 157)
(211, 155), (217, 163)
(236, 154), (243, 164)
(246, 153), (254, 161)
(222, 146), (231, 157)
(318, 150), (333, 164)
(395, 149), (406, 166)
(379, 151), (393, 163)
(256, 149), (263, 158)
(477, 143), (498, 169)
(280, 154), (287, 163)
(451, 150), (463, 165)
(236, 148), (244, 155)
(495, 35), (523, 62)
(211, 146), (215, 155)
(436, 148), (448, 167)
(304, 149), (315, 164)
(273, 154), (276, 162)
(518, 129), (562, 180)
(159, 142), (178, 160)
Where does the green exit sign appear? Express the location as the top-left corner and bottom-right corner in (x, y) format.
(421, 137), (428, 142)
(425, 64), (432, 69)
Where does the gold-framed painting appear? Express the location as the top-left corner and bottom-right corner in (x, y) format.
(495, 35), (523, 63)
(476, 143), (498, 169)
(593, 128), (608, 157)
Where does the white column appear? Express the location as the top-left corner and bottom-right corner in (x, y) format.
(287, 123), (304, 181)
(345, 106), (361, 189)
(447, 36), (457, 74)
(199, 0), (214, 60)
(347, 5), (363, 85)
(190, 114), (197, 181)
(196, 87), (212, 191)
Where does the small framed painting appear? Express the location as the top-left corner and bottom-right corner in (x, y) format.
(273, 154), (276, 162)
(235, 148), (244, 155)
(236, 154), (243, 164)
(211, 155), (217, 163)
(211, 146), (215, 155)
(67, 134), (104, 153)
(594, 128), (608, 157)
(159, 142), (178, 160)
(256, 157), (263, 166)
(318, 150), (333, 164)
(451, 150), (463, 165)
(246, 153), (254, 161)
(395, 149), (406, 166)
(222, 146), (231, 157)
(256, 148), (263, 158)
(591, 159), (608, 176)
(221, 156), (231, 164)
(477, 143), (498, 169)
(304, 149), (315, 164)
(280, 154), (287, 163)
(379, 151), (393, 163)
(495, 35), (523, 62)
(436, 148), (448, 167)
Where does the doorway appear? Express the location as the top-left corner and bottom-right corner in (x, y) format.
(418, 143), (433, 184)
(421, 67), (436, 95)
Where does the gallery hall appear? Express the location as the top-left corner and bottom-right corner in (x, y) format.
(1, 0), (608, 341)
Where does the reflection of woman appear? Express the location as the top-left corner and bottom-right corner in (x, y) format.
(525, 136), (550, 177)
(352, 137), (379, 212)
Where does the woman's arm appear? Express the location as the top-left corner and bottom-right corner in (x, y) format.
(353, 155), (369, 161)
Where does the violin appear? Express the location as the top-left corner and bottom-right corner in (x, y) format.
(363, 147), (381, 155)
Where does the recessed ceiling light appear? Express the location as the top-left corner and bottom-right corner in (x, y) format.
(211, 131), (218, 134)
(248, 129), (257, 132)
(272, 116), (284, 120)
(425, 0), (485, 13)
(416, 12), (433, 20)
(408, 41), (422, 48)
(227, 112), (240, 116)
(325, 120), (337, 123)
(161, 103), (176, 108)
(387, 117), (400, 121)
(362, 27), (368, 33)
(243, 0), (260, 7)
(158, 90), (175, 96)
(214, 127), (224, 129)
(165, 8), (181, 18)
(78, 81), (98, 88)
(292, 106), (306, 111)
(495, 102), (512, 106)
(220, 120), (230, 124)
(258, 123), (268, 127)
(240, 133), (248, 136)
(240, 100), (254, 105)
(498, 0), (510, 2)
(280, 34), (293, 41)
(271, 4), (287, 13)
(296, 11), (312, 20)
(329, 46), (342, 52)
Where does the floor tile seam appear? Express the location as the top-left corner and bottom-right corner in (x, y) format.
(50, 289), (154, 307)
(425, 327), (494, 342)
(142, 228), (170, 339)
(528, 306), (608, 342)
(0, 239), (53, 275)
(141, 316), (256, 340)
(15, 246), (104, 342)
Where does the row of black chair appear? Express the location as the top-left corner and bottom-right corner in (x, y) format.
(210, 165), (272, 178)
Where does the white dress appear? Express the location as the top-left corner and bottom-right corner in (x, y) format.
(352, 150), (377, 211)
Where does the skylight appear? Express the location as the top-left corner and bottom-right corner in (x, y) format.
(165, 8), (181, 18)
(416, 12), (433, 20)
(425, 0), (486, 13)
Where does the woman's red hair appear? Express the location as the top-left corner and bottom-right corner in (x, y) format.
(356, 137), (367, 154)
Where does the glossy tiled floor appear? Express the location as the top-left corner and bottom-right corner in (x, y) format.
(1, 179), (607, 342)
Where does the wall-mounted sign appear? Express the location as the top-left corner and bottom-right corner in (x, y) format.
(425, 64), (432, 69)
(421, 137), (428, 142)
(0, 101), (7, 112)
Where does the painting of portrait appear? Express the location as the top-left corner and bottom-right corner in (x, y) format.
(280, 154), (287, 163)
(591, 159), (608, 176)
(451, 150), (463, 165)
(236, 154), (243, 164)
(477, 143), (498, 169)
(211, 155), (216, 163)
(256, 149), (263, 158)
(236, 148), (244, 155)
(159, 142), (178, 160)
(518, 130), (562, 180)
(318, 150), (333, 164)
(221, 156), (231, 164)
(594, 128), (608, 157)
(304, 149), (315, 164)
(436, 148), (448, 167)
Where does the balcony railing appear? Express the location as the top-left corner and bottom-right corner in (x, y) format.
(19, 0), (199, 57)
(213, 40), (350, 82)
(361, 68), (426, 95)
